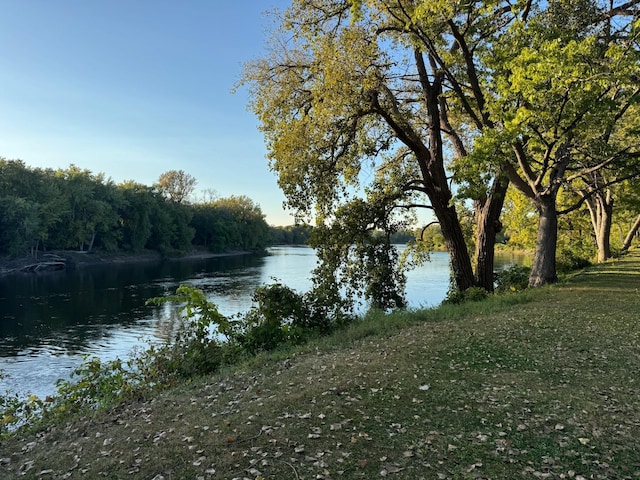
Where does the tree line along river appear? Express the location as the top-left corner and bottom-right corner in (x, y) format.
(0, 246), (526, 400)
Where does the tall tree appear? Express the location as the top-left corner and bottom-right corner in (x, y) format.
(155, 170), (197, 204)
(118, 181), (155, 252)
(51, 166), (122, 252)
(617, 178), (640, 251)
(573, 100), (640, 261)
(0, 159), (66, 256)
(242, 0), (531, 302)
(476, 0), (640, 285)
(622, 214), (640, 250)
(212, 196), (271, 251)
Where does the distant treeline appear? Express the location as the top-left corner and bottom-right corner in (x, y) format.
(0, 159), (280, 257)
(0, 159), (431, 258)
(269, 225), (422, 247)
(269, 224), (312, 245)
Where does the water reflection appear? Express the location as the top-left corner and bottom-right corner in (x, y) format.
(0, 246), (526, 398)
(0, 253), (267, 356)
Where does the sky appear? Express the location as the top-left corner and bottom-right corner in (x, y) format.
(0, 0), (296, 225)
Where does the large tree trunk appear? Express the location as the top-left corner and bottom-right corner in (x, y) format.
(622, 213), (640, 251)
(435, 202), (476, 292)
(474, 174), (509, 292)
(410, 50), (476, 293)
(529, 195), (558, 287)
(585, 188), (613, 262)
(594, 202), (613, 263)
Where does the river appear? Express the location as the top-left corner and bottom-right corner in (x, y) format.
(0, 246), (526, 399)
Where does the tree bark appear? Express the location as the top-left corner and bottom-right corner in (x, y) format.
(595, 211), (612, 262)
(529, 194), (558, 287)
(594, 200), (613, 263)
(585, 187), (614, 262)
(434, 202), (476, 291)
(622, 213), (640, 251)
(474, 174), (509, 292)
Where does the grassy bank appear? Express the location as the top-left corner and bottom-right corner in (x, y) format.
(2, 253), (640, 479)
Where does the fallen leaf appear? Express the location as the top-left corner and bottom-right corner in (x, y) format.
(380, 465), (404, 475)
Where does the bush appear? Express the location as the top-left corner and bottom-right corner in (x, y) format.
(238, 283), (311, 353)
(144, 285), (241, 379)
(444, 286), (489, 304)
(495, 265), (531, 293)
(556, 248), (592, 273)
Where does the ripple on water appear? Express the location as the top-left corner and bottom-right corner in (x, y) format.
(2, 247), (507, 401)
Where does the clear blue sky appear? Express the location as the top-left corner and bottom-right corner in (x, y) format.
(0, 0), (295, 225)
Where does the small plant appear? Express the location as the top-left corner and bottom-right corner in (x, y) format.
(495, 264), (531, 293)
(445, 286), (490, 304)
(556, 248), (592, 273)
(145, 285), (241, 378)
(0, 393), (49, 436)
(54, 356), (136, 411)
(238, 283), (309, 353)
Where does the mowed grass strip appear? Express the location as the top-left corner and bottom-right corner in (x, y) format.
(2, 252), (640, 479)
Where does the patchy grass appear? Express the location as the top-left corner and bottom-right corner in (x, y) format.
(2, 252), (640, 479)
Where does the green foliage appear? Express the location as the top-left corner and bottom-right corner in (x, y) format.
(307, 196), (411, 312)
(494, 265), (531, 293)
(155, 169), (197, 204)
(238, 282), (347, 353)
(501, 187), (537, 250)
(54, 357), (138, 411)
(0, 392), (48, 436)
(417, 224), (445, 251)
(269, 224), (312, 245)
(556, 248), (592, 274)
(239, 283), (306, 353)
(0, 281), (350, 435)
(0, 159), (271, 256)
(1, 356), (146, 436)
(191, 195), (270, 252)
(444, 286), (490, 305)
(144, 285), (239, 378)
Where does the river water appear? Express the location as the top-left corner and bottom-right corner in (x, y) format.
(0, 246), (524, 399)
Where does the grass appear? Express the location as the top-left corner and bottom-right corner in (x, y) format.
(2, 252), (640, 479)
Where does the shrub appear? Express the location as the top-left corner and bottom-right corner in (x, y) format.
(444, 286), (489, 304)
(144, 285), (240, 379)
(238, 283), (310, 353)
(556, 248), (592, 273)
(237, 282), (354, 353)
(495, 265), (531, 293)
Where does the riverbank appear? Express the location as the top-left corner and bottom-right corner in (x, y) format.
(0, 248), (253, 276)
(2, 251), (640, 478)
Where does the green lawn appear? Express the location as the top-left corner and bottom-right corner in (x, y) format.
(2, 252), (640, 479)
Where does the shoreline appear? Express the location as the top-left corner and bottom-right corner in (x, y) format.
(0, 249), (256, 276)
